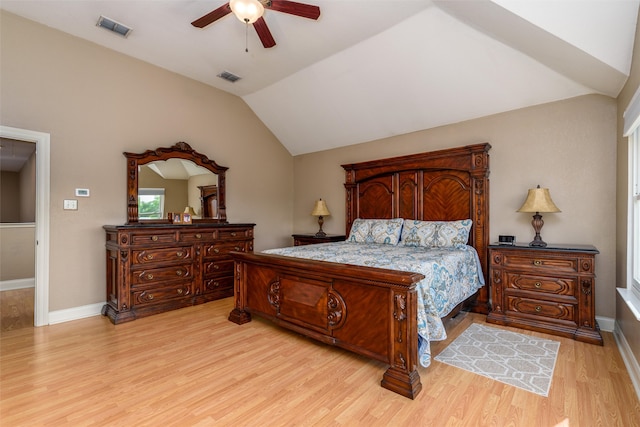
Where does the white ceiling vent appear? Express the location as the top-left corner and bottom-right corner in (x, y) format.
(96, 15), (132, 38)
(217, 71), (242, 83)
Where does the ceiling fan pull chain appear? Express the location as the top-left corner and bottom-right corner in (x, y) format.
(244, 19), (249, 52)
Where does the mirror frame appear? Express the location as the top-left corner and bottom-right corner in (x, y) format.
(125, 142), (228, 224)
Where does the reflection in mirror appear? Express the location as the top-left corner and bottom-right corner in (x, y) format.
(138, 159), (217, 219)
(124, 142), (227, 224)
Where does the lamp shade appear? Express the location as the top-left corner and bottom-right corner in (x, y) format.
(229, 0), (265, 24)
(517, 186), (561, 213)
(184, 206), (197, 216)
(311, 199), (330, 217)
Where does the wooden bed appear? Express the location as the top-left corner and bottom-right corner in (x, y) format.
(229, 143), (491, 399)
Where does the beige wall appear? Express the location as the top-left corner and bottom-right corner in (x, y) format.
(616, 9), (640, 368)
(294, 94), (617, 319)
(0, 11), (294, 311)
(0, 225), (35, 281)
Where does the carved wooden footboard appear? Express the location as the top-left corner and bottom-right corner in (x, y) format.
(228, 251), (425, 399)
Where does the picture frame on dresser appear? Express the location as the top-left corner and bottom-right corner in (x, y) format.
(487, 243), (603, 345)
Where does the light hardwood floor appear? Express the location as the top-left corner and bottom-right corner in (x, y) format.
(1, 297), (639, 426)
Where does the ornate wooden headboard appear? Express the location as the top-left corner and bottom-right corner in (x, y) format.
(341, 143), (491, 314)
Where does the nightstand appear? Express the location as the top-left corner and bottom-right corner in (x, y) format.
(292, 233), (346, 246)
(487, 243), (603, 345)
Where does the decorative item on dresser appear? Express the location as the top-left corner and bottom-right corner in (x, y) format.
(102, 142), (254, 324)
(292, 233), (346, 246)
(487, 243), (602, 345)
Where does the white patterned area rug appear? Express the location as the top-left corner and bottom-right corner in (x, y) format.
(434, 323), (560, 397)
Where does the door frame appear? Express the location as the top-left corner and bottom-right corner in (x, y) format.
(0, 125), (50, 326)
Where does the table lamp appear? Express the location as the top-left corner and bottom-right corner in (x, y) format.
(517, 185), (561, 247)
(311, 199), (330, 237)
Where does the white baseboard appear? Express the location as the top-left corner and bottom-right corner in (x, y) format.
(596, 315), (615, 332)
(614, 321), (640, 402)
(0, 277), (35, 291)
(48, 302), (104, 325)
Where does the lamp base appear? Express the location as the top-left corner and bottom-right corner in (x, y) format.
(528, 212), (547, 248)
(528, 238), (547, 248)
(315, 215), (326, 238)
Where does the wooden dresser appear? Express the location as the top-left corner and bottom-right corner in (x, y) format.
(487, 243), (602, 345)
(292, 233), (346, 246)
(102, 223), (254, 324)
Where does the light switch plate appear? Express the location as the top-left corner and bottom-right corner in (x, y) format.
(63, 199), (78, 210)
(75, 188), (90, 197)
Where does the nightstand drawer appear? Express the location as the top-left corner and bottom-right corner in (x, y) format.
(506, 272), (576, 296)
(501, 252), (578, 274)
(506, 296), (575, 323)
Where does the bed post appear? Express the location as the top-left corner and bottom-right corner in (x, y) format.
(381, 288), (422, 399)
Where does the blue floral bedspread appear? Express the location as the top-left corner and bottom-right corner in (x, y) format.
(263, 242), (485, 367)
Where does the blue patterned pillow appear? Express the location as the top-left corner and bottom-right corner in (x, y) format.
(401, 219), (472, 248)
(347, 218), (404, 245)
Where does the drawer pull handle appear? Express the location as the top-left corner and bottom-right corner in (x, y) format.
(195, 233), (202, 239)
(213, 265), (220, 270)
(535, 305), (542, 312)
(146, 273), (154, 280)
(214, 281), (220, 287)
(533, 260), (542, 266)
(151, 235), (158, 241)
(534, 282), (541, 288)
(235, 246), (241, 251)
(147, 293), (154, 300)
(176, 251), (184, 257)
(176, 270), (183, 276)
(231, 232), (237, 237)
(213, 248), (220, 254)
(177, 289), (183, 295)
(147, 254), (154, 260)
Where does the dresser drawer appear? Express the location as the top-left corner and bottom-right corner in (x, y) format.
(179, 231), (214, 243)
(132, 246), (193, 265)
(131, 264), (193, 285)
(506, 295), (576, 323)
(132, 282), (193, 306)
(218, 228), (253, 240)
(501, 252), (578, 274)
(505, 272), (576, 297)
(204, 276), (234, 293)
(203, 259), (234, 277)
(203, 241), (248, 258)
(130, 231), (177, 245)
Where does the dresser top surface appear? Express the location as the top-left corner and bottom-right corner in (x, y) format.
(489, 243), (598, 254)
(104, 222), (255, 230)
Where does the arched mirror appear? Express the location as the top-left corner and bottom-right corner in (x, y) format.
(125, 142), (227, 224)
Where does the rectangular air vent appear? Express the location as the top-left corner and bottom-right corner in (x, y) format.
(97, 15), (132, 38)
(217, 71), (242, 83)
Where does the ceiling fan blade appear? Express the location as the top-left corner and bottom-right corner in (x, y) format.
(191, 3), (232, 28)
(253, 17), (276, 48)
(267, 0), (320, 20)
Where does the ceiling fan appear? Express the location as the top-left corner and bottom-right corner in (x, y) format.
(191, 0), (321, 49)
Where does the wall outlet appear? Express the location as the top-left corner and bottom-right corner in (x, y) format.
(63, 199), (78, 210)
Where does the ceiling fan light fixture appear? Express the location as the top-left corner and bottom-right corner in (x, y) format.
(229, 0), (265, 24)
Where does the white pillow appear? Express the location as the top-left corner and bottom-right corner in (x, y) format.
(401, 219), (472, 248)
(347, 218), (404, 245)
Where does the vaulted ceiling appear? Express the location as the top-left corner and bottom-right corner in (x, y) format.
(1, 0), (638, 155)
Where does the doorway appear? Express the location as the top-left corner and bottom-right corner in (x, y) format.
(0, 126), (50, 327)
